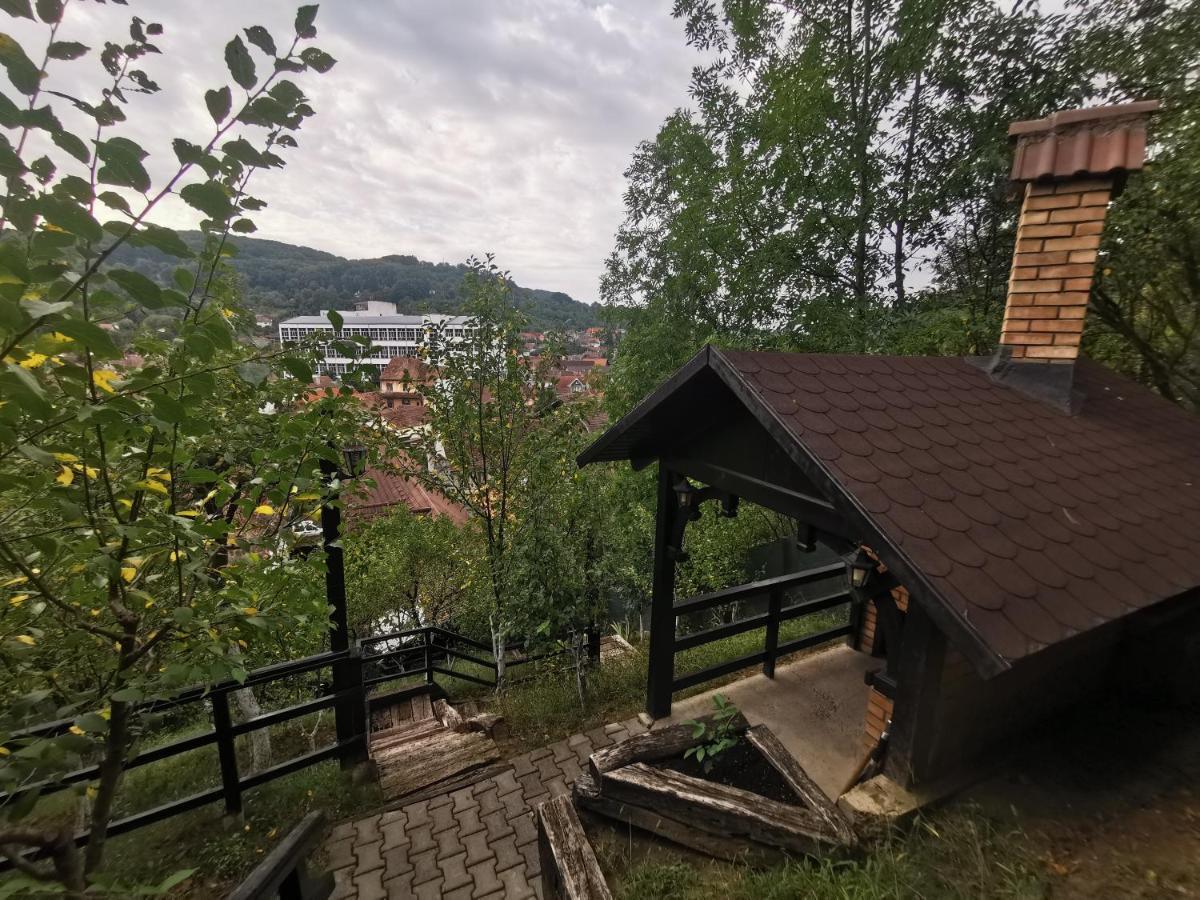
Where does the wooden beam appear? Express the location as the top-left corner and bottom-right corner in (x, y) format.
(664, 457), (853, 538)
(646, 464), (679, 719)
(536, 794), (612, 900)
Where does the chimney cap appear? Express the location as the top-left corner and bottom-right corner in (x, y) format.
(1008, 100), (1160, 183)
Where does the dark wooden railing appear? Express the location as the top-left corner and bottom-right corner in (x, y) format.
(229, 810), (333, 900)
(669, 563), (854, 695)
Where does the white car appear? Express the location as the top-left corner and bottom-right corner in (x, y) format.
(290, 519), (322, 545)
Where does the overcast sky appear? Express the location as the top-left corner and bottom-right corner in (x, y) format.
(14, 2), (699, 303)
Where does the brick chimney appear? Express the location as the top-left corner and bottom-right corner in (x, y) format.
(982, 100), (1159, 408)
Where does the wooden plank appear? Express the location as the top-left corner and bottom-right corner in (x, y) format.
(411, 692), (433, 722)
(536, 794), (612, 900)
(745, 725), (856, 846)
(577, 792), (776, 865)
(377, 730), (500, 801)
(587, 714), (747, 782)
(599, 763), (844, 858)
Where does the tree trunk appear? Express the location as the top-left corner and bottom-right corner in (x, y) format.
(894, 69), (924, 309)
(234, 687), (272, 772)
(491, 615), (506, 688)
(83, 699), (132, 874)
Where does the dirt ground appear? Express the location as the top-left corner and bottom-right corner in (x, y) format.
(967, 694), (1200, 899)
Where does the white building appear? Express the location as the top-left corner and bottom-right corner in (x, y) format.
(278, 301), (471, 377)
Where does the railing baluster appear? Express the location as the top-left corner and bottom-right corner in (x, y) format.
(763, 586), (782, 679)
(211, 691), (242, 817)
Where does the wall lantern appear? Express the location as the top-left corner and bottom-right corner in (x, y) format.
(340, 445), (369, 479)
(845, 547), (874, 589)
(673, 478), (698, 511)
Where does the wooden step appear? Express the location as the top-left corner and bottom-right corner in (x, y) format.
(377, 730), (501, 801)
(370, 719), (444, 753)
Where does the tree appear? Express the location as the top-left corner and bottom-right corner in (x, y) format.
(0, 5), (356, 891)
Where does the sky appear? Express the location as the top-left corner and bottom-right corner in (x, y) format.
(13, 2), (700, 303)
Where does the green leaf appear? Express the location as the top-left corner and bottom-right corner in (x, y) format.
(182, 468), (219, 483)
(327, 309), (343, 330)
(151, 392), (187, 423)
(236, 361), (269, 385)
(0, 90), (20, 127)
(96, 190), (130, 214)
(138, 224), (193, 258)
(77, 712), (108, 733)
(221, 137), (267, 167)
(96, 137), (150, 192)
(295, 4), (318, 38)
(0, 31), (42, 95)
(299, 46), (336, 73)
(231, 218), (256, 233)
(0, 0), (34, 20)
(46, 40), (87, 60)
(280, 357), (311, 381)
(33, 0), (61, 23)
(108, 268), (162, 307)
(39, 196), (101, 242)
(17, 442), (54, 464)
(153, 869), (197, 893)
(244, 25), (275, 57)
(179, 180), (233, 221)
(224, 35), (256, 90)
(51, 128), (89, 163)
(110, 687), (142, 703)
(204, 86), (231, 123)
(52, 318), (120, 359)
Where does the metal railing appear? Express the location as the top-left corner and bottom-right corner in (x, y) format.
(668, 563), (855, 695)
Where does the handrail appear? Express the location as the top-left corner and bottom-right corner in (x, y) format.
(229, 810), (332, 900)
(672, 563), (845, 616)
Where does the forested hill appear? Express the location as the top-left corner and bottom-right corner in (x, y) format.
(112, 233), (600, 330)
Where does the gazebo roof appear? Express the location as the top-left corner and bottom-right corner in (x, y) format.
(580, 345), (1200, 676)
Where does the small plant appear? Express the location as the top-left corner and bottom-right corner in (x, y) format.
(683, 693), (742, 773)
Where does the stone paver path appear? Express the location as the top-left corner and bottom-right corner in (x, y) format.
(325, 716), (648, 899)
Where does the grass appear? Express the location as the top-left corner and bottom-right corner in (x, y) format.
(591, 805), (1047, 900)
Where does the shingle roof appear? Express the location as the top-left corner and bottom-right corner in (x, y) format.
(345, 463), (467, 526)
(580, 346), (1200, 673)
(1009, 100), (1159, 183)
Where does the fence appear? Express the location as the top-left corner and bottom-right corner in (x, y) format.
(667, 562), (855, 695)
(0, 624), (596, 871)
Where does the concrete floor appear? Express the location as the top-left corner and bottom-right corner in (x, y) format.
(664, 643), (879, 800)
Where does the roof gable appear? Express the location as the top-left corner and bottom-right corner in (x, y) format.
(581, 345), (1200, 675)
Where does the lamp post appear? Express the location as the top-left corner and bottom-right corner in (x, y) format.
(320, 443), (368, 765)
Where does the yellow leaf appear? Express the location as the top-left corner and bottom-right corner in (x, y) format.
(120, 567), (136, 583)
(168, 550), (182, 562)
(19, 352), (49, 369)
(52, 452), (79, 463)
(135, 479), (169, 496)
(99, 707), (110, 720)
(2, 576), (28, 587)
(90, 608), (101, 616)
(9, 594), (28, 606)
(242, 606), (258, 616)
(56, 465), (74, 486)
(92, 369), (119, 394)
(15, 634), (35, 646)
(177, 510), (200, 518)
(86, 785), (97, 799)
(0, 746), (9, 756)
(254, 505), (274, 516)
(69, 725), (84, 736)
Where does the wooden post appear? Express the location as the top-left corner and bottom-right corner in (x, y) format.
(646, 464), (679, 720)
(586, 625), (601, 665)
(763, 585), (782, 679)
(423, 629), (434, 685)
(211, 691), (242, 817)
(338, 644), (369, 769)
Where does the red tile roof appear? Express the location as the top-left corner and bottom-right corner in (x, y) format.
(345, 463), (467, 526)
(580, 346), (1200, 674)
(381, 403), (430, 431)
(1009, 100), (1159, 182)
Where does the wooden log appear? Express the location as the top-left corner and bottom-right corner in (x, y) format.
(434, 698), (464, 730)
(577, 792), (776, 865)
(536, 794), (612, 900)
(587, 713), (748, 782)
(745, 725), (857, 847)
(600, 763), (845, 858)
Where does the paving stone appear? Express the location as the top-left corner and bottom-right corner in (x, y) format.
(354, 839), (384, 877)
(328, 820), (356, 842)
(462, 828), (495, 867)
(428, 791), (454, 810)
(492, 769), (521, 796)
(498, 864), (536, 900)
(607, 726), (631, 744)
(382, 870), (414, 898)
(527, 747), (553, 763)
(408, 823), (436, 856)
(585, 726), (612, 748)
(511, 811), (538, 847)
(477, 891), (506, 900)
(493, 833), (524, 873)
(557, 756), (583, 784)
(353, 868), (386, 900)
(549, 739), (573, 763)
(381, 816), (409, 850)
(330, 866), (355, 900)
(457, 803), (484, 837)
(436, 827), (464, 861)
(439, 851), (472, 892)
(566, 732), (591, 747)
(443, 884), (474, 900)
(510, 753), (536, 778)
(327, 836), (355, 870)
(518, 772), (547, 803)
(534, 755), (560, 782)
(379, 808), (408, 827)
(573, 742), (595, 765)
(519, 840), (541, 879)
(451, 786), (476, 814)
(621, 715), (649, 735)
(404, 800), (432, 830)
(410, 848), (441, 887)
(476, 784), (503, 817)
(383, 844), (413, 880)
(469, 857), (504, 897)
(545, 777), (569, 798)
(414, 877), (445, 900)
(355, 815), (383, 845)
(603, 722), (625, 735)
(482, 808), (515, 843)
(431, 800), (457, 834)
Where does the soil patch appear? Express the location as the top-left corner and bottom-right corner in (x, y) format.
(659, 741), (797, 805)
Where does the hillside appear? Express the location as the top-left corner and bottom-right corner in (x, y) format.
(112, 233), (600, 330)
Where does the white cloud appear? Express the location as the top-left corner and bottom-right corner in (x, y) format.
(8, 1), (698, 302)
